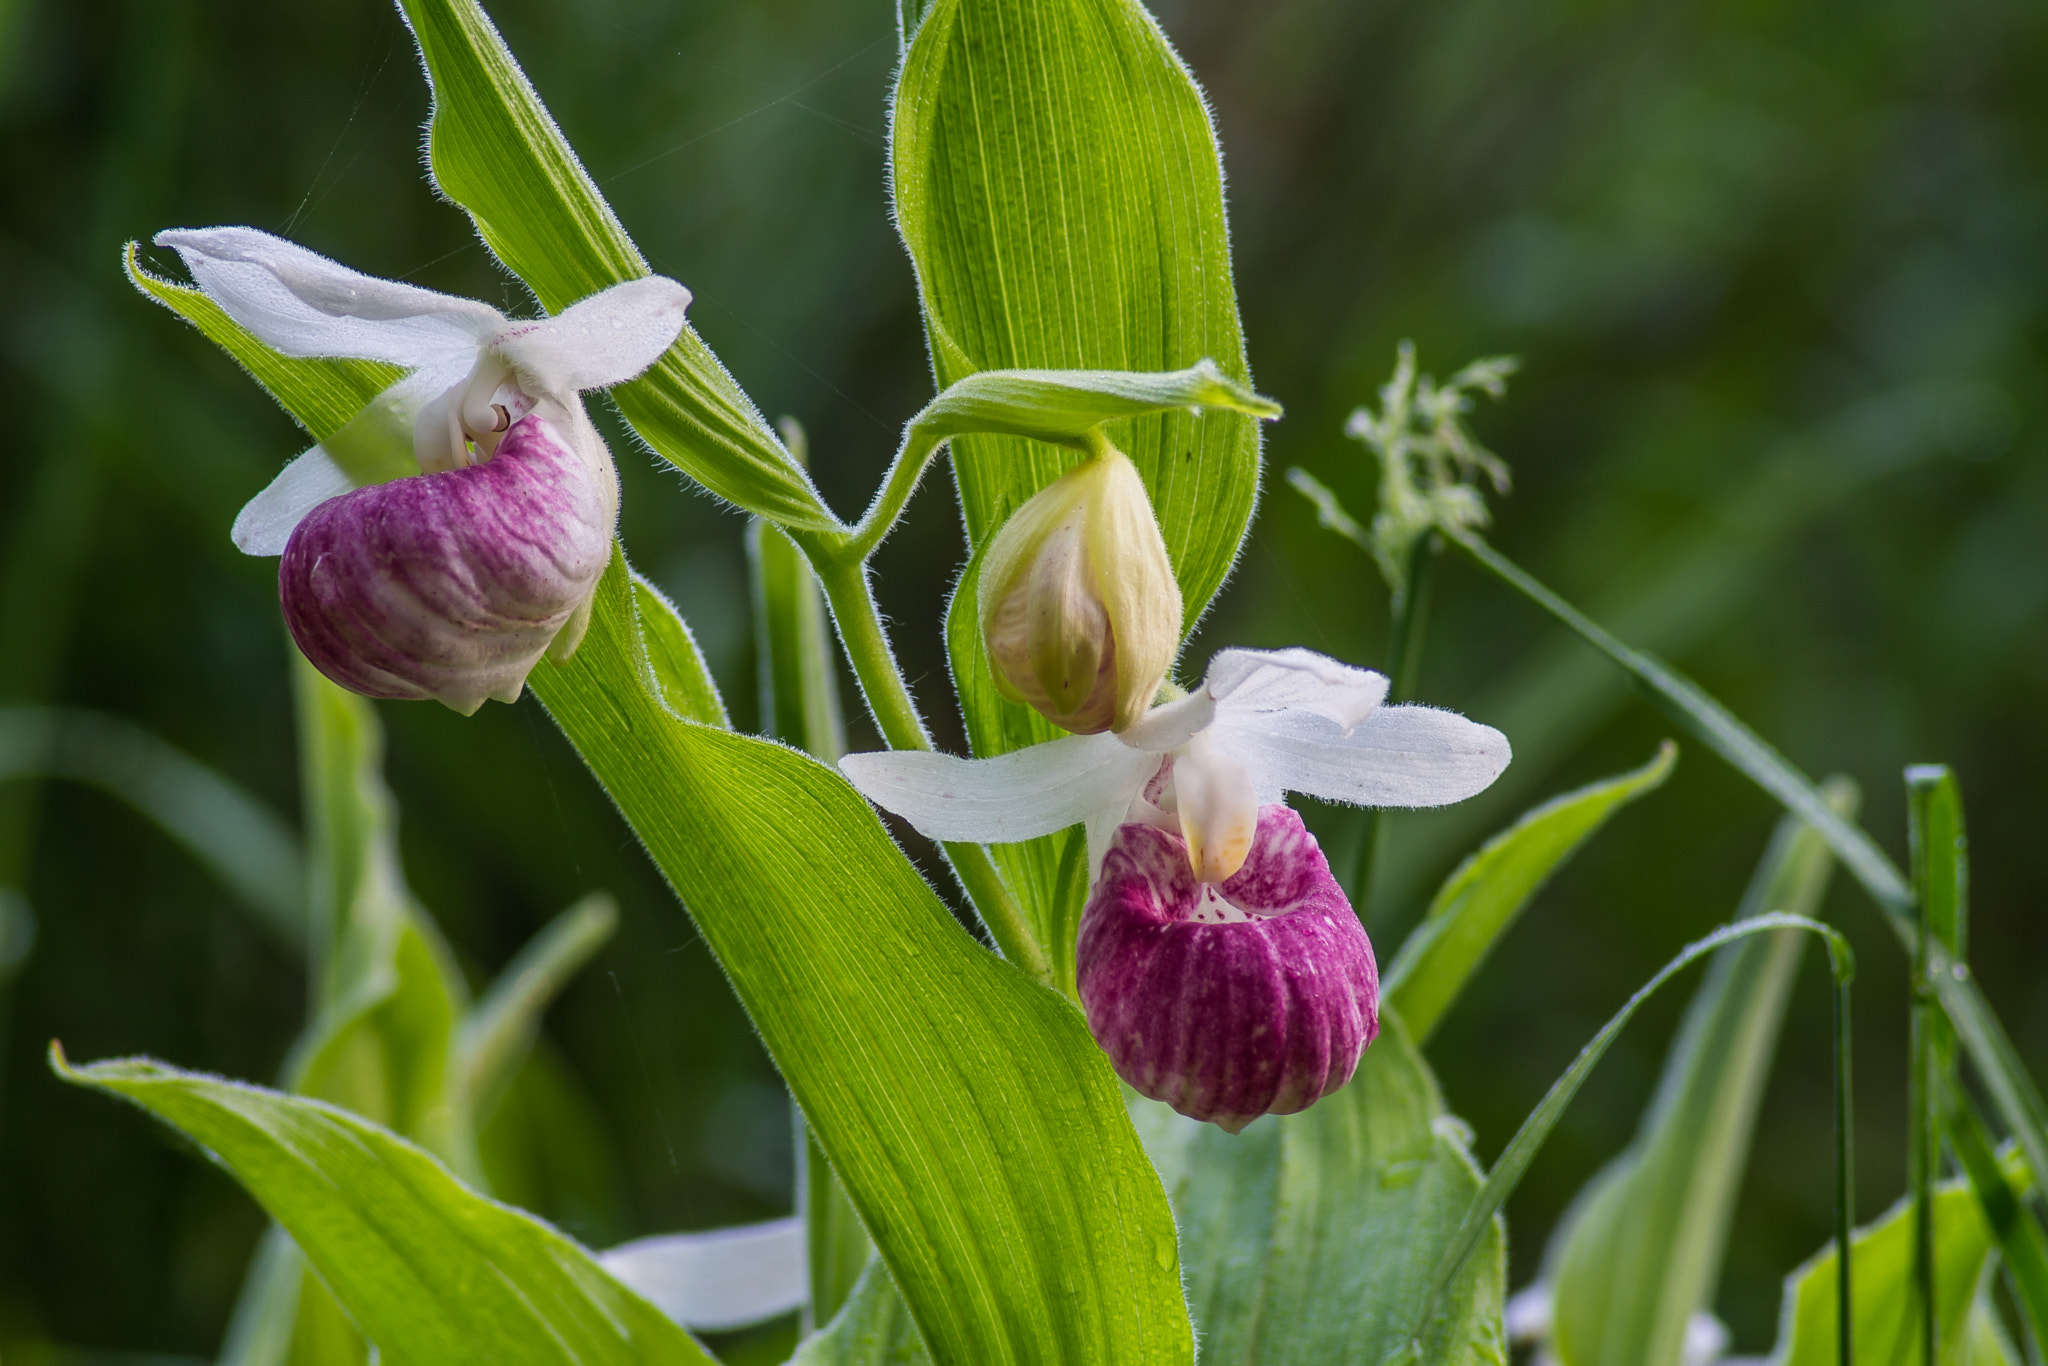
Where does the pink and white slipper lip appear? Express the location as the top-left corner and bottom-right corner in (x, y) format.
(1076, 804), (1379, 1133)
(279, 411), (612, 715)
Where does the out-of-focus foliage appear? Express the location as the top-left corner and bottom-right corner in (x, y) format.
(1546, 785), (1852, 1366)
(0, 0), (2041, 1357)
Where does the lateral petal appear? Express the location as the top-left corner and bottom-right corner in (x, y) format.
(155, 226), (500, 370)
(1226, 704), (1510, 809)
(232, 447), (357, 556)
(839, 733), (1153, 845)
(1204, 646), (1388, 733)
(492, 276), (692, 394)
(230, 375), (438, 556)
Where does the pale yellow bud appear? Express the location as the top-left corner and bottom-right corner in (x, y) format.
(980, 447), (1183, 734)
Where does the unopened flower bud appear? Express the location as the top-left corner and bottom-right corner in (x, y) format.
(979, 448), (1182, 734)
(1077, 805), (1379, 1132)
(279, 410), (613, 716)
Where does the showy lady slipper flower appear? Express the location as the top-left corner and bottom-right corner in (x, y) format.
(1078, 805), (1378, 1131)
(979, 444), (1181, 734)
(157, 227), (691, 714)
(840, 647), (1507, 1128)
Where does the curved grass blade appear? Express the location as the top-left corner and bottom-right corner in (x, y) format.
(1447, 528), (1908, 920)
(1445, 527), (2048, 1217)
(1383, 742), (1676, 1045)
(1547, 780), (1854, 1366)
(1387, 913), (1856, 1364)
(54, 1049), (717, 1366)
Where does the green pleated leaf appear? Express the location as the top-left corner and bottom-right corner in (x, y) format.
(1773, 1157), (2027, 1366)
(1546, 782), (1853, 1366)
(1131, 1018), (1508, 1365)
(53, 1051), (715, 1366)
(530, 552), (1192, 1366)
(893, 0), (1260, 592)
(391, 0), (832, 532)
(1384, 743), (1677, 1045)
(893, 0), (1261, 992)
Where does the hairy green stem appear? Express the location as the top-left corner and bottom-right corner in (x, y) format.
(803, 548), (1053, 986)
(845, 432), (944, 563)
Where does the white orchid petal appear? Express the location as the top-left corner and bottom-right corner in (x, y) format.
(231, 446), (359, 556)
(839, 732), (1151, 845)
(231, 373), (444, 557)
(597, 1219), (806, 1332)
(156, 226), (500, 369)
(1203, 646), (1388, 732)
(492, 276), (692, 394)
(1227, 703), (1510, 809)
(1116, 689), (1215, 752)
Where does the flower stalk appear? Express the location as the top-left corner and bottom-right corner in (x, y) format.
(806, 550), (1054, 987)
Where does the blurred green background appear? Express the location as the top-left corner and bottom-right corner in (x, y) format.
(0, 0), (2042, 1357)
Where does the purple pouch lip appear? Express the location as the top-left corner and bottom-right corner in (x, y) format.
(279, 412), (612, 715)
(1077, 805), (1380, 1134)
